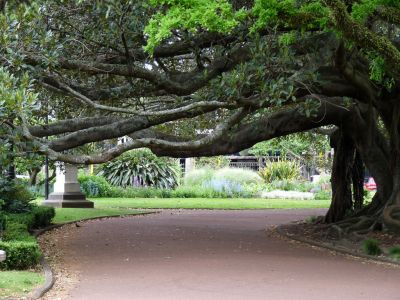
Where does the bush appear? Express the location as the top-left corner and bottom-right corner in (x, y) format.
(184, 167), (262, 186)
(0, 241), (41, 270)
(6, 206), (55, 231)
(2, 222), (33, 242)
(203, 179), (251, 197)
(0, 178), (34, 213)
(0, 211), (6, 232)
(30, 206), (55, 228)
(196, 156), (230, 169)
(78, 175), (112, 197)
(183, 168), (214, 186)
(259, 160), (300, 183)
(99, 149), (179, 189)
(214, 168), (263, 185)
(362, 238), (382, 256)
(314, 190), (332, 200)
(388, 246), (400, 260)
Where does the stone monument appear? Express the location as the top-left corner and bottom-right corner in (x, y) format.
(42, 163), (94, 208)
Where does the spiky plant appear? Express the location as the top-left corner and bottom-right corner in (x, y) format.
(99, 149), (179, 189)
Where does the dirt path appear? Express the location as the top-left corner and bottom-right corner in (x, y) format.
(44, 209), (400, 300)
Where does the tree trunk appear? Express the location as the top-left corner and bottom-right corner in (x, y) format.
(352, 151), (364, 211)
(325, 129), (355, 223)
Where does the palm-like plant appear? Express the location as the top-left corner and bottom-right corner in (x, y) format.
(98, 149), (179, 189)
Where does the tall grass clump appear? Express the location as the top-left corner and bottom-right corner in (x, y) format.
(362, 238), (382, 256)
(388, 246), (400, 260)
(214, 168), (263, 185)
(183, 168), (214, 186)
(259, 160), (300, 183)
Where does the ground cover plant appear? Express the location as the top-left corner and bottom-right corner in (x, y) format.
(361, 238), (382, 256)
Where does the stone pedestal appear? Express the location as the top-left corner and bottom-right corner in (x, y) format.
(42, 163), (94, 208)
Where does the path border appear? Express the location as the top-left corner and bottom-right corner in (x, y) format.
(29, 211), (157, 299)
(275, 224), (400, 267)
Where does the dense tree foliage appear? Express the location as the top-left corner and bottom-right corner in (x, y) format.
(1, 0), (400, 233)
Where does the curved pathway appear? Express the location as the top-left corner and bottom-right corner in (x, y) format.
(51, 209), (400, 300)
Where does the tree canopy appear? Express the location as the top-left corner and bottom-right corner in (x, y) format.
(1, 0), (400, 232)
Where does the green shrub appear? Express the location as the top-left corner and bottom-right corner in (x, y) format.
(0, 211), (6, 232)
(259, 160), (300, 183)
(2, 222), (33, 242)
(362, 238), (382, 256)
(184, 167), (262, 187)
(269, 180), (298, 191)
(78, 175), (112, 197)
(99, 149), (179, 189)
(214, 168), (263, 185)
(196, 156), (230, 169)
(171, 185), (226, 198)
(183, 168), (214, 186)
(388, 246), (400, 260)
(0, 178), (34, 213)
(314, 189), (331, 200)
(30, 206), (55, 228)
(6, 206), (54, 231)
(0, 241), (41, 270)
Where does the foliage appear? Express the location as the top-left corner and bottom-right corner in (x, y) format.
(0, 178), (34, 213)
(0, 241), (41, 270)
(0, 205), (54, 270)
(202, 179), (249, 197)
(196, 156), (230, 169)
(171, 185), (234, 198)
(99, 149), (179, 189)
(249, 132), (330, 157)
(183, 168), (214, 186)
(183, 167), (262, 197)
(259, 160), (300, 183)
(0, 211), (6, 233)
(362, 238), (382, 256)
(78, 175), (112, 197)
(2, 222), (33, 242)
(388, 246), (400, 260)
(314, 189), (332, 200)
(7, 206), (55, 230)
(214, 168), (263, 185)
(144, 0), (246, 53)
(305, 215), (319, 224)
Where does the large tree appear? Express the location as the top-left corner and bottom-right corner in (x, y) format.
(1, 0), (400, 233)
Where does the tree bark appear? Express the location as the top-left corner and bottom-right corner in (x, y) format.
(325, 129), (355, 223)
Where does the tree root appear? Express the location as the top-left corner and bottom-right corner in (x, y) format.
(383, 205), (400, 234)
(324, 216), (381, 240)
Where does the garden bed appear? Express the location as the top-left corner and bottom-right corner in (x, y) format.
(279, 221), (400, 263)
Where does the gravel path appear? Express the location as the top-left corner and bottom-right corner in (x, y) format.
(44, 209), (400, 300)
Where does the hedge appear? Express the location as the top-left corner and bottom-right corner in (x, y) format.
(0, 241), (41, 270)
(0, 205), (55, 270)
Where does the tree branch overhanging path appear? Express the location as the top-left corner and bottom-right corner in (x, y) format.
(2, 0), (400, 233)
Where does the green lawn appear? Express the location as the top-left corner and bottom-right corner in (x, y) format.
(0, 271), (44, 299)
(53, 207), (146, 223)
(92, 197), (330, 210)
